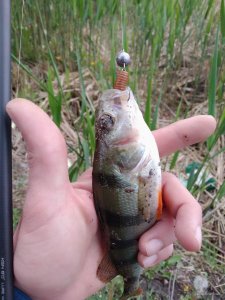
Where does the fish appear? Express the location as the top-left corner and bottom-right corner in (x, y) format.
(92, 87), (162, 297)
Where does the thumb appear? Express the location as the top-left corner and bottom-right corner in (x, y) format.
(7, 99), (69, 205)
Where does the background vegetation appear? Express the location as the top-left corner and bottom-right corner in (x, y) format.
(12, 0), (224, 299)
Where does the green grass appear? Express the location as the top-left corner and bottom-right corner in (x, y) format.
(13, 208), (21, 229)
(12, 0), (225, 298)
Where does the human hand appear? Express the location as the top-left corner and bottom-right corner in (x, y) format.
(7, 99), (216, 300)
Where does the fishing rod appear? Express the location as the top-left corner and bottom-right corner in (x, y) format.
(0, 0), (14, 299)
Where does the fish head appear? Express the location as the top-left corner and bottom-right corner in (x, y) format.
(95, 88), (145, 147)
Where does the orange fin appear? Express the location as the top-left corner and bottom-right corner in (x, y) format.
(97, 254), (118, 283)
(157, 188), (163, 220)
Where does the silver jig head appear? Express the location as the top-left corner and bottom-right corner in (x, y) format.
(116, 50), (131, 69)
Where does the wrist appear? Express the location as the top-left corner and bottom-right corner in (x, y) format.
(14, 287), (32, 300)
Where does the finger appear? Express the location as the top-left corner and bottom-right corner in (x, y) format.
(138, 244), (173, 268)
(162, 172), (202, 251)
(153, 115), (216, 157)
(73, 168), (93, 193)
(6, 99), (69, 190)
(139, 212), (176, 256)
(77, 168), (92, 182)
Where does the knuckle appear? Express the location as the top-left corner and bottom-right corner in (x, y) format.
(159, 244), (174, 261)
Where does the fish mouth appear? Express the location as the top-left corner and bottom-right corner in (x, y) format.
(113, 134), (139, 146)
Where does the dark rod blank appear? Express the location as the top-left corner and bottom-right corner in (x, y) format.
(0, 1), (14, 299)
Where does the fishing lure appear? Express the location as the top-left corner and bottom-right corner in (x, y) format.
(92, 51), (162, 298)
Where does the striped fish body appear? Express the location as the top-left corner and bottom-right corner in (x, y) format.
(93, 88), (162, 296)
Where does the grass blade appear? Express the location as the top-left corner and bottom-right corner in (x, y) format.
(208, 105), (225, 150)
(144, 74), (152, 128)
(208, 27), (219, 117)
(207, 27), (219, 149)
(80, 138), (90, 169)
(169, 100), (183, 170)
(220, 0), (225, 40)
(169, 151), (180, 170)
(11, 54), (50, 94)
(47, 68), (61, 126)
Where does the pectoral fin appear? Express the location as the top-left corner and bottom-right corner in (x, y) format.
(97, 253), (118, 283)
(157, 188), (163, 220)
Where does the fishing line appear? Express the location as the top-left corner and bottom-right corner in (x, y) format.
(120, 0), (125, 51)
(115, 0), (130, 90)
(16, 0), (25, 97)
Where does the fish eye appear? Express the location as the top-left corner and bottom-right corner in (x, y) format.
(98, 114), (115, 132)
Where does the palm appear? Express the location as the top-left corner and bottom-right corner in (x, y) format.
(7, 99), (216, 300)
(14, 169), (104, 300)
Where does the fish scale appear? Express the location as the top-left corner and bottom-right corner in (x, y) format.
(93, 87), (162, 297)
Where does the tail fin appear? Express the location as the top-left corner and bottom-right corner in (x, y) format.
(121, 277), (143, 299)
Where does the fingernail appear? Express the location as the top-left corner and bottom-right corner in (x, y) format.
(146, 239), (164, 256)
(143, 254), (158, 268)
(195, 226), (202, 250)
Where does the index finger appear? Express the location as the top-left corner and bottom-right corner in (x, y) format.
(153, 115), (216, 157)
